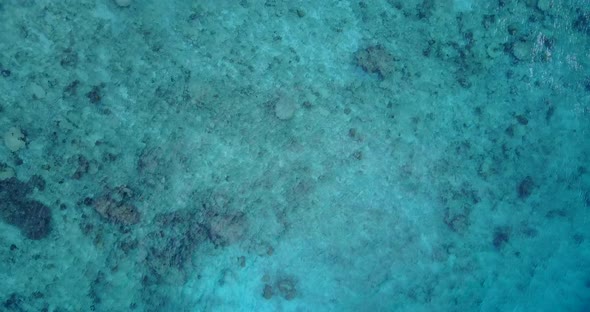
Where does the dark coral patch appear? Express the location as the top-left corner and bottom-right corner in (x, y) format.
(0, 177), (52, 239)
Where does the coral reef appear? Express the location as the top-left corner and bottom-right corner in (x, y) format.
(0, 177), (52, 240)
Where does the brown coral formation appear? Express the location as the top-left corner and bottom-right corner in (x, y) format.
(92, 185), (140, 225)
(354, 45), (396, 79)
(207, 212), (248, 246)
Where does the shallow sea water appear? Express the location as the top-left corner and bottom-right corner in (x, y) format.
(0, 1), (589, 311)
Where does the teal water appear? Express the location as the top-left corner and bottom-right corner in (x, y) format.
(1, 0), (589, 311)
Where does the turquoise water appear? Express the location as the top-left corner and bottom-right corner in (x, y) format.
(1, 0), (589, 311)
